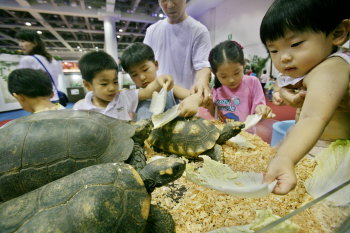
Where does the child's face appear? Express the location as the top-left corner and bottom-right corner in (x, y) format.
(85, 69), (118, 103)
(215, 62), (244, 89)
(266, 30), (334, 78)
(128, 60), (158, 88)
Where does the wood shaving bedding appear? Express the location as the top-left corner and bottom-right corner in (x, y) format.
(145, 129), (350, 233)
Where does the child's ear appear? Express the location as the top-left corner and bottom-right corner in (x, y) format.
(13, 93), (25, 101)
(83, 80), (93, 91)
(154, 60), (159, 70)
(332, 19), (350, 46)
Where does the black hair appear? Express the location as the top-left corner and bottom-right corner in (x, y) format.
(260, 0), (349, 46)
(120, 42), (155, 73)
(78, 51), (118, 82)
(8, 68), (53, 98)
(208, 40), (245, 88)
(15, 29), (52, 62)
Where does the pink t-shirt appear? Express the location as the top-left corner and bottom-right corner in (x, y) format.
(212, 75), (265, 122)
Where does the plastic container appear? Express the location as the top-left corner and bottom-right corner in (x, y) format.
(270, 120), (295, 147)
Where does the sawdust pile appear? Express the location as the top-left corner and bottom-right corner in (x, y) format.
(145, 128), (350, 233)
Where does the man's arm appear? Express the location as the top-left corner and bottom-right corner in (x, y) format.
(190, 67), (211, 105)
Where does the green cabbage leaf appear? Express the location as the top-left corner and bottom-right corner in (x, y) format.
(304, 140), (350, 206)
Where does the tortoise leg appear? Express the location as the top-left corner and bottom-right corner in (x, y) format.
(125, 143), (147, 171)
(144, 204), (175, 233)
(204, 144), (224, 163)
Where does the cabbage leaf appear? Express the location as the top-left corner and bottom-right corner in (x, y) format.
(185, 156), (276, 198)
(207, 209), (299, 233)
(304, 140), (350, 206)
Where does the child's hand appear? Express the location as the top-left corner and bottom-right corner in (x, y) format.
(179, 94), (202, 117)
(263, 156), (297, 195)
(279, 87), (306, 108)
(255, 104), (275, 119)
(157, 74), (174, 91)
(272, 91), (285, 105)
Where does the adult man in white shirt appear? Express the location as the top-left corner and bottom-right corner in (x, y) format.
(144, 0), (212, 104)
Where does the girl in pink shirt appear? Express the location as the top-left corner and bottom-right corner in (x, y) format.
(205, 40), (274, 122)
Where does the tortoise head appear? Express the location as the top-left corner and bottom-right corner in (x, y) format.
(130, 118), (154, 146)
(139, 157), (186, 193)
(216, 120), (245, 145)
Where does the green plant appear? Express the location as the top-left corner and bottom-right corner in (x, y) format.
(249, 55), (269, 77)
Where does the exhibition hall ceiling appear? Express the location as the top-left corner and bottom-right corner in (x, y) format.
(0, 0), (170, 60)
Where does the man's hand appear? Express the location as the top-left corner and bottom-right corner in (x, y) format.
(191, 68), (211, 105)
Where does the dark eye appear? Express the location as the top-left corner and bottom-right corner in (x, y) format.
(269, 49), (278, 54)
(291, 41), (304, 47)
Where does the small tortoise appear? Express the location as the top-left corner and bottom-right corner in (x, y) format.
(0, 157), (186, 233)
(0, 109), (153, 201)
(148, 117), (244, 160)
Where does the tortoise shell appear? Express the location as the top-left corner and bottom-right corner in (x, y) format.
(148, 117), (221, 158)
(0, 109), (138, 201)
(0, 163), (152, 232)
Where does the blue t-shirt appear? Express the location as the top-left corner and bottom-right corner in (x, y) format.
(134, 89), (178, 121)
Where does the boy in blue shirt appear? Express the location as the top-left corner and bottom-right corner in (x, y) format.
(121, 42), (203, 120)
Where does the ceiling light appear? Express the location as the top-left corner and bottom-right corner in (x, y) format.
(77, 46), (80, 49)
(117, 35), (121, 39)
(159, 13), (164, 18)
(119, 29), (123, 32)
(88, 6), (92, 9)
(36, 31), (42, 35)
(25, 22), (31, 26)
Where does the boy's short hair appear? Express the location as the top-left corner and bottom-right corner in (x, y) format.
(78, 51), (118, 82)
(120, 42), (155, 73)
(260, 0), (349, 46)
(8, 68), (53, 97)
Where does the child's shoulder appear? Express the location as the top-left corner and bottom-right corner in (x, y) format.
(304, 52), (349, 87)
(73, 99), (87, 109)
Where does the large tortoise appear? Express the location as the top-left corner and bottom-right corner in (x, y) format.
(148, 117), (244, 161)
(0, 157), (186, 233)
(0, 109), (153, 201)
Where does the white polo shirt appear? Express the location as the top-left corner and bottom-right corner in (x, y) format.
(73, 90), (139, 120)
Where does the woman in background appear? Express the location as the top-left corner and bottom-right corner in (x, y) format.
(16, 29), (63, 103)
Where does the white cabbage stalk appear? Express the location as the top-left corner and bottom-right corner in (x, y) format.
(229, 134), (256, 149)
(304, 140), (350, 206)
(207, 209), (299, 233)
(243, 114), (262, 131)
(185, 156), (276, 198)
(149, 84), (167, 115)
(152, 104), (181, 129)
